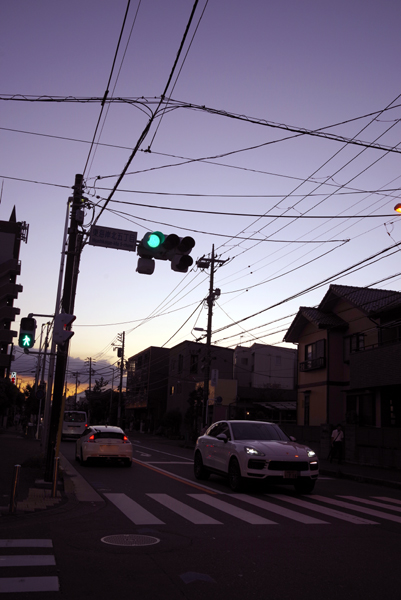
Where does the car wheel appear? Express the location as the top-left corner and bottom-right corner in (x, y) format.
(294, 479), (315, 494)
(228, 457), (243, 492)
(194, 451), (210, 480)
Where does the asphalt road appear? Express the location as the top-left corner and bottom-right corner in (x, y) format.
(1, 437), (401, 599)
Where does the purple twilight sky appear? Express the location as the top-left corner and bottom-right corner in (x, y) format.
(1, 0), (401, 392)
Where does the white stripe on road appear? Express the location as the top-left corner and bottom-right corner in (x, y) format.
(189, 494), (277, 524)
(104, 493), (165, 525)
(338, 496), (401, 513)
(313, 495), (401, 524)
(147, 494), (222, 524)
(0, 577), (59, 593)
(372, 496), (401, 505)
(147, 461), (193, 465)
(232, 494), (329, 524)
(267, 494), (378, 524)
(0, 555), (56, 567)
(0, 539), (53, 548)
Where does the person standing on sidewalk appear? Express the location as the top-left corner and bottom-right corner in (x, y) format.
(330, 424), (344, 464)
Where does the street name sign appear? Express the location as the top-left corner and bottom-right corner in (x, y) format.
(89, 226), (137, 251)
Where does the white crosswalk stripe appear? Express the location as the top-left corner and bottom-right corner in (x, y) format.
(0, 539), (59, 594)
(266, 494), (379, 524)
(104, 492), (401, 527)
(372, 496), (401, 505)
(313, 495), (401, 524)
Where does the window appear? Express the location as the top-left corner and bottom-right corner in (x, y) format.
(190, 354), (199, 374)
(300, 340), (325, 371)
(178, 354), (184, 374)
(344, 333), (365, 362)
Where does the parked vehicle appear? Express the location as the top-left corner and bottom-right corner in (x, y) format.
(194, 420), (319, 493)
(62, 410), (88, 440)
(75, 425), (132, 467)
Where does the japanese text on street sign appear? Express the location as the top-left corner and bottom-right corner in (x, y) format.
(89, 226), (137, 251)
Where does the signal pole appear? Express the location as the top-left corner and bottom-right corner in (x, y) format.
(44, 174), (84, 481)
(197, 245), (227, 428)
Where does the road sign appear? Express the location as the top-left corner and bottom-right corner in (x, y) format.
(89, 226), (137, 251)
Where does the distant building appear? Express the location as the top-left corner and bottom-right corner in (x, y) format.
(0, 208), (28, 378)
(125, 346), (170, 431)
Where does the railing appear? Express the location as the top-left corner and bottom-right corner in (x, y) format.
(299, 356), (325, 372)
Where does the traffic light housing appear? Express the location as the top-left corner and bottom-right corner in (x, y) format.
(53, 313), (76, 345)
(18, 317), (37, 349)
(136, 232), (195, 274)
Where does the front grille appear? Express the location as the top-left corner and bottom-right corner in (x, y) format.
(248, 459), (267, 470)
(268, 461), (309, 471)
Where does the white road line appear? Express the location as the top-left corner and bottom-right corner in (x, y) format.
(104, 493), (165, 525)
(313, 495), (401, 524)
(0, 539), (53, 548)
(147, 461), (193, 465)
(0, 577), (59, 593)
(147, 494), (222, 525)
(372, 496), (401, 505)
(267, 494), (378, 524)
(189, 494), (277, 524)
(0, 555), (56, 567)
(233, 494), (329, 524)
(338, 496), (401, 513)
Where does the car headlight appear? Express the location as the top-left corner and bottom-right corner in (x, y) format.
(245, 446), (265, 456)
(307, 449), (316, 457)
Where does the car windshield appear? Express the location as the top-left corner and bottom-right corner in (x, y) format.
(64, 412), (86, 423)
(230, 422), (290, 442)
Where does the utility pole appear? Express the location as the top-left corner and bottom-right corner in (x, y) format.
(44, 174), (84, 481)
(197, 245), (227, 428)
(85, 357), (95, 394)
(117, 332), (125, 427)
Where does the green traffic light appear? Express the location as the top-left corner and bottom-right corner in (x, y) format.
(23, 334), (33, 347)
(145, 231), (165, 249)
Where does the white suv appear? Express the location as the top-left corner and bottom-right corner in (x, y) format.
(194, 420), (318, 493)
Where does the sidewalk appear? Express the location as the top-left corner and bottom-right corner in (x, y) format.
(1, 428), (400, 516)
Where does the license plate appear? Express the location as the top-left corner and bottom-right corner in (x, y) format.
(99, 445), (118, 453)
(284, 471), (299, 479)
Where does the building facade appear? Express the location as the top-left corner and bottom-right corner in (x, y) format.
(284, 284), (401, 428)
(0, 208), (28, 378)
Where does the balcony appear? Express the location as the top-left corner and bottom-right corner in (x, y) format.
(349, 339), (401, 388)
(299, 357), (326, 372)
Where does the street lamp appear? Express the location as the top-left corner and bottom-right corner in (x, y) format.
(394, 203), (401, 214)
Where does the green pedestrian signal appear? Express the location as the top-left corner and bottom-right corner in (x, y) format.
(18, 317), (37, 349)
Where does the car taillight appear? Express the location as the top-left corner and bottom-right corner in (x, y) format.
(123, 436), (129, 443)
(88, 434), (95, 443)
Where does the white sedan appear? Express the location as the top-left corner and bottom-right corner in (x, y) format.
(75, 425), (133, 467)
(194, 420), (318, 493)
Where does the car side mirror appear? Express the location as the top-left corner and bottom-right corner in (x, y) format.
(290, 436), (296, 442)
(216, 433), (228, 443)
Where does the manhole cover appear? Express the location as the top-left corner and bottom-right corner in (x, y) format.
(101, 534), (160, 547)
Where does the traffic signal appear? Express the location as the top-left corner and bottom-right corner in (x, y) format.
(53, 313), (76, 345)
(136, 231), (195, 274)
(18, 317), (37, 349)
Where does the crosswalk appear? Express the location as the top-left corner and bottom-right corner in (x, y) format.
(0, 539), (59, 594)
(105, 492), (401, 527)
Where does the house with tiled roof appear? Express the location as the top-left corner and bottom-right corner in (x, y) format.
(284, 284), (401, 429)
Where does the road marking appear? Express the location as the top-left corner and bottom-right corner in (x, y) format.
(0, 539), (53, 548)
(233, 494), (329, 524)
(372, 496), (401, 505)
(147, 461), (193, 465)
(189, 494), (278, 524)
(0, 577), (59, 593)
(0, 555), (56, 567)
(313, 495), (401, 524)
(147, 494), (222, 524)
(338, 496), (401, 513)
(104, 493), (165, 525)
(132, 459), (217, 494)
(267, 494), (378, 524)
